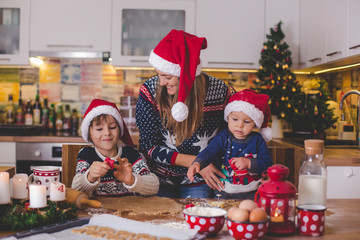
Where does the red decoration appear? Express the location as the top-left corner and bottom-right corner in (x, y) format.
(105, 158), (115, 170)
(270, 74), (273, 79)
(276, 101), (279, 107)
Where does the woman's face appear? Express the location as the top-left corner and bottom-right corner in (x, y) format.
(89, 115), (120, 157)
(155, 69), (179, 96)
(227, 111), (256, 139)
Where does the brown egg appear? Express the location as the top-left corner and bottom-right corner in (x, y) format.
(249, 208), (268, 222)
(227, 207), (249, 222)
(239, 199), (258, 212)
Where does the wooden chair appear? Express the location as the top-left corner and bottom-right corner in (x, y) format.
(62, 144), (89, 187)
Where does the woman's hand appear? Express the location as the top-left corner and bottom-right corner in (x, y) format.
(187, 163), (201, 182)
(88, 161), (110, 183)
(199, 164), (226, 191)
(113, 158), (135, 186)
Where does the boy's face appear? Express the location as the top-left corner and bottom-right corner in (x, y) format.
(89, 115), (120, 157)
(227, 111), (256, 139)
(155, 69), (179, 96)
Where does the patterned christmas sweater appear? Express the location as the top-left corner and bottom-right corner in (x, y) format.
(135, 74), (232, 185)
(194, 130), (273, 193)
(71, 144), (159, 196)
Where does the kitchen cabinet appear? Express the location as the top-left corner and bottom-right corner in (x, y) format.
(327, 166), (360, 199)
(0, 0), (29, 65)
(265, 0), (300, 69)
(196, 0), (265, 69)
(0, 142), (15, 167)
(324, 0), (348, 62)
(30, 0), (111, 54)
(111, 0), (195, 67)
(348, 0), (360, 56)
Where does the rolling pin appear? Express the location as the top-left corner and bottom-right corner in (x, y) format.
(66, 187), (102, 209)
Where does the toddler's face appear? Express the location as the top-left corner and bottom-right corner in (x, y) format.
(228, 111), (256, 139)
(155, 69), (179, 96)
(89, 115), (120, 157)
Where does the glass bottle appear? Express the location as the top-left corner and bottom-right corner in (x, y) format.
(298, 139), (327, 206)
(63, 104), (71, 132)
(41, 97), (49, 129)
(16, 95), (24, 125)
(55, 104), (63, 131)
(24, 100), (33, 125)
(71, 108), (79, 135)
(33, 93), (42, 125)
(5, 94), (15, 124)
(48, 103), (56, 131)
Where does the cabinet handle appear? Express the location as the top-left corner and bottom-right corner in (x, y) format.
(130, 59), (149, 63)
(309, 57), (321, 62)
(208, 61), (254, 65)
(46, 44), (94, 48)
(349, 44), (360, 50)
(0, 58), (11, 61)
(326, 51), (342, 57)
(299, 62), (306, 66)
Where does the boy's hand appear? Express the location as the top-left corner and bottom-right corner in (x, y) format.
(113, 158), (135, 186)
(187, 162), (200, 182)
(230, 157), (251, 170)
(88, 161), (110, 183)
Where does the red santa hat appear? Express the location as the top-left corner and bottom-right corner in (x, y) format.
(81, 99), (134, 147)
(149, 29), (207, 122)
(224, 89), (272, 142)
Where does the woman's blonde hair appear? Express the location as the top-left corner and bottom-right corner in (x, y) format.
(156, 73), (208, 146)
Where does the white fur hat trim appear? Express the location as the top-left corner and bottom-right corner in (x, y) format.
(224, 100), (264, 128)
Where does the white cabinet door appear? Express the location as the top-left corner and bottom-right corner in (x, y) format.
(265, 0), (300, 69)
(111, 0), (196, 67)
(299, 0), (309, 69)
(327, 166), (360, 199)
(304, 0), (326, 67)
(196, 0), (265, 69)
(348, 0), (360, 56)
(0, 142), (16, 167)
(30, 0), (111, 53)
(325, 0), (348, 62)
(0, 0), (29, 65)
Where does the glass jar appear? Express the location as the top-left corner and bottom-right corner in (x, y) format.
(298, 139), (327, 206)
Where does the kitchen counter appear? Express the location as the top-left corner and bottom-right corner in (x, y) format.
(0, 198), (359, 239)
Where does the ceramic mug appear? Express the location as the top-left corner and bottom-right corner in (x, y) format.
(29, 166), (60, 196)
(297, 204), (326, 237)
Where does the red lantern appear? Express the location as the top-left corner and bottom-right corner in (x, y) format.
(255, 164), (297, 235)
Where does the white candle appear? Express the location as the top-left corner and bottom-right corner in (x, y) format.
(50, 181), (65, 201)
(13, 174), (28, 199)
(29, 184), (47, 208)
(0, 172), (10, 204)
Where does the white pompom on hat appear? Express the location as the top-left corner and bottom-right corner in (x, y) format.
(81, 99), (134, 147)
(149, 29), (207, 122)
(224, 89), (272, 142)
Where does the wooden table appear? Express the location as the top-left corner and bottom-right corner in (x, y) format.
(1, 199), (359, 239)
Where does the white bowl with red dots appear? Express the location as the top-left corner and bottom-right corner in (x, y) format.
(183, 206), (227, 235)
(225, 216), (270, 240)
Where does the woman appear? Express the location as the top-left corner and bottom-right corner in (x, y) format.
(135, 29), (233, 198)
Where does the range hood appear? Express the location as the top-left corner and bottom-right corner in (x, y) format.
(30, 51), (105, 59)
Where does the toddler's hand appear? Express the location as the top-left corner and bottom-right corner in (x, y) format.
(187, 163), (200, 182)
(88, 161), (110, 183)
(113, 158), (135, 186)
(230, 157), (251, 170)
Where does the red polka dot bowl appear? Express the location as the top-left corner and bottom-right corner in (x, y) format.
(297, 204), (326, 237)
(226, 217), (270, 240)
(183, 206), (227, 235)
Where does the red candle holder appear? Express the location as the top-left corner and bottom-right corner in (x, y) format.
(255, 164), (297, 235)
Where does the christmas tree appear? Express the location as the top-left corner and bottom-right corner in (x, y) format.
(253, 21), (302, 122)
(292, 76), (338, 135)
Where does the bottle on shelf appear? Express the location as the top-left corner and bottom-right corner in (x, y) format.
(5, 94), (15, 124)
(298, 139), (327, 206)
(33, 93), (42, 125)
(63, 104), (71, 132)
(55, 104), (63, 131)
(16, 95), (24, 125)
(42, 97), (49, 129)
(48, 103), (56, 131)
(71, 108), (79, 135)
(24, 99), (33, 125)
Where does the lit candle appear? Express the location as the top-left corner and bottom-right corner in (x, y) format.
(29, 184), (47, 208)
(0, 172), (10, 204)
(50, 182), (65, 201)
(13, 174), (28, 199)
